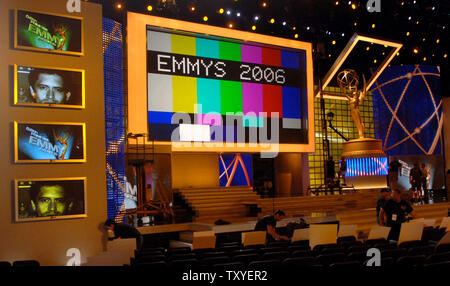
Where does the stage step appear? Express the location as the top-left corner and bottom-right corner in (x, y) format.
(176, 186), (259, 223)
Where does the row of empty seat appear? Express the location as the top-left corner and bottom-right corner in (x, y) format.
(133, 238), (450, 268)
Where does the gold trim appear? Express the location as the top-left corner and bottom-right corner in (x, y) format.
(14, 9), (84, 56)
(14, 121), (87, 163)
(316, 33), (402, 99)
(13, 64), (85, 109)
(127, 12), (315, 153)
(14, 177), (87, 223)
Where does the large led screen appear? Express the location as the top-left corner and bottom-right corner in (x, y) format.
(147, 28), (308, 145)
(128, 13), (314, 153)
(15, 178), (87, 222)
(14, 65), (84, 108)
(15, 9), (83, 55)
(14, 121), (86, 163)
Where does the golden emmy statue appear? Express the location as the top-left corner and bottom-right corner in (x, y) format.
(337, 69), (367, 138)
(336, 69), (387, 189)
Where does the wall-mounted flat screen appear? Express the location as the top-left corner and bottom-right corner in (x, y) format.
(14, 121), (86, 163)
(15, 9), (83, 55)
(15, 178), (87, 222)
(14, 65), (84, 108)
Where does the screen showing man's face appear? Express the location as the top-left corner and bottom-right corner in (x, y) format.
(34, 185), (69, 216)
(32, 73), (67, 104)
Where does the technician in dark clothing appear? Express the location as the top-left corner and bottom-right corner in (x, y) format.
(376, 188), (391, 225)
(254, 210), (289, 242)
(379, 189), (418, 241)
(104, 219), (143, 250)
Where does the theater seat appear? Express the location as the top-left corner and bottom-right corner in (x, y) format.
(347, 251), (368, 263)
(435, 244), (450, 254)
(232, 254), (260, 264)
(330, 261), (361, 267)
(134, 261), (168, 269)
(170, 258), (199, 268)
(201, 256), (231, 266)
(12, 260), (40, 267)
(262, 251), (289, 260)
(248, 260), (280, 268)
(137, 255), (166, 263)
(290, 250), (313, 258)
(380, 248), (407, 260)
(0, 261), (11, 267)
(398, 241), (425, 249)
(282, 257), (315, 267)
(212, 262), (245, 269)
(426, 251), (450, 264)
(396, 255), (426, 266)
(314, 253), (347, 266)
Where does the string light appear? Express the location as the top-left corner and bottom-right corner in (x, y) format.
(371, 23), (376, 29)
(436, 39), (440, 44)
(254, 16), (259, 21)
(219, 8), (224, 14)
(203, 16), (208, 22)
(351, 3), (357, 9)
(374, 59), (377, 64)
(332, 40), (336, 45)
(270, 18), (275, 24)
(413, 48), (419, 54)
(191, 6), (195, 12)
(116, 3), (122, 9)
(226, 10), (231, 15)
(406, 31), (410, 36)
(444, 54), (448, 59)
(252, 25), (256, 31)
(147, 5), (153, 12)
(228, 23), (234, 28)
(366, 46), (370, 51)
(294, 34), (299, 39)
(423, 57), (427, 61)
(262, 2), (267, 7)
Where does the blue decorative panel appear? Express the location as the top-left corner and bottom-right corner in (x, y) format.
(346, 157), (388, 177)
(103, 18), (126, 221)
(372, 65), (443, 156)
(219, 154), (253, 187)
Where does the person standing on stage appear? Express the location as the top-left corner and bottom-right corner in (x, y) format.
(409, 163), (422, 202)
(388, 157), (402, 189)
(420, 163), (430, 200)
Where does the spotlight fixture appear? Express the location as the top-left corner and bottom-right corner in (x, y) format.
(252, 25), (256, 31)
(116, 3), (122, 9)
(219, 8), (224, 14)
(270, 18), (275, 24)
(203, 16), (208, 22)
(254, 16), (259, 21)
(294, 34), (299, 38)
(413, 48), (419, 54)
(147, 5), (153, 11)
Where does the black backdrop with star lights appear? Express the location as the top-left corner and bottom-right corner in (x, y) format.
(92, 0), (449, 96)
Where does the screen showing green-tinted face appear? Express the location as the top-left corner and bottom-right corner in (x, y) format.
(17, 179), (86, 220)
(16, 10), (82, 54)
